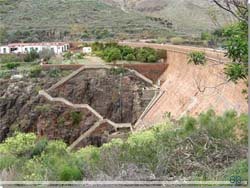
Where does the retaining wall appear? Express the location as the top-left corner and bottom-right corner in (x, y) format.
(131, 42), (247, 130)
(42, 63), (168, 83)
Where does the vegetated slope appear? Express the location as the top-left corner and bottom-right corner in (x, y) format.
(0, 110), (247, 181)
(102, 0), (235, 34)
(0, 0), (172, 41)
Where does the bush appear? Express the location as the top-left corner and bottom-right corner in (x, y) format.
(201, 32), (212, 41)
(136, 48), (149, 62)
(125, 54), (136, 61)
(103, 48), (121, 62)
(71, 111), (83, 125)
(24, 50), (39, 62)
(31, 137), (48, 157)
(59, 165), (82, 181)
(63, 51), (73, 59)
(170, 37), (184, 45)
(39, 49), (55, 61)
(0, 54), (23, 64)
(0, 110), (247, 181)
(120, 46), (134, 58)
(76, 52), (85, 59)
(188, 51), (206, 65)
(147, 54), (157, 62)
(47, 68), (62, 77)
(5, 63), (20, 69)
(0, 70), (12, 79)
(136, 47), (158, 63)
(0, 132), (37, 156)
(29, 65), (42, 77)
(110, 67), (127, 75)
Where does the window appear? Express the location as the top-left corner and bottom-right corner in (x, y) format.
(35, 48), (38, 51)
(25, 48), (28, 52)
(3, 48), (6, 53)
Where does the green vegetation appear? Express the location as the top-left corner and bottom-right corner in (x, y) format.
(0, 110), (247, 181)
(223, 21), (248, 83)
(4, 63), (20, 69)
(24, 50), (40, 62)
(188, 51), (206, 65)
(110, 67), (127, 75)
(71, 111), (84, 126)
(170, 37), (184, 45)
(0, 54), (23, 64)
(29, 65), (42, 78)
(0, 0), (174, 42)
(39, 49), (55, 61)
(92, 42), (166, 63)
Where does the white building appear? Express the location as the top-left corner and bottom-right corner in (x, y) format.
(82, 47), (92, 54)
(0, 42), (70, 55)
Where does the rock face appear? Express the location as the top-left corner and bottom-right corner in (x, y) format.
(0, 69), (154, 145)
(49, 69), (154, 124)
(0, 78), (59, 142)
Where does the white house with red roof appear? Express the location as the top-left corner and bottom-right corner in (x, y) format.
(0, 42), (70, 55)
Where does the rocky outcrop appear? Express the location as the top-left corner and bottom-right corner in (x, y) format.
(0, 68), (154, 146)
(49, 69), (155, 124)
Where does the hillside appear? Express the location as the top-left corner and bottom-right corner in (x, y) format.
(0, 0), (173, 42)
(102, 0), (235, 34)
(0, 0), (234, 42)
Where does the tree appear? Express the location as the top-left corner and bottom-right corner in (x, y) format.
(210, 0), (248, 23)
(223, 21), (248, 83)
(211, 0), (248, 100)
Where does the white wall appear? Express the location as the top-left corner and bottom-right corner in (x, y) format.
(0, 43), (69, 54)
(0, 46), (10, 54)
(83, 47), (92, 53)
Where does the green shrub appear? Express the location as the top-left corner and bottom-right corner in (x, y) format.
(170, 37), (184, 45)
(0, 54), (23, 64)
(59, 165), (82, 181)
(125, 54), (136, 61)
(103, 48), (122, 62)
(31, 137), (49, 157)
(201, 32), (212, 41)
(29, 65), (42, 77)
(22, 159), (46, 181)
(63, 51), (73, 59)
(0, 132), (37, 156)
(76, 146), (101, 167)
(71, 111), (83, 125)
(135, 47), (158, 63)
(136, 48), (149, 62)
(5, 63), (20, 69)
(110, 67), (127, 75)
(220, 160), (248, 181)
(24, 50), (39, 62)
(39, 49), (55, 61)
(147, 54), (157, 62)
(188, 51), (206, 65)
(0, 70), (12, 79)
(0, 154), (18, 170)
(47, 68), (62, 78)
(120, 46), (134, 58)
(76, 52), (85, 59)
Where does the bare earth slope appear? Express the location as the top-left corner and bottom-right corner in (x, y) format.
(103, 0), (234, 34)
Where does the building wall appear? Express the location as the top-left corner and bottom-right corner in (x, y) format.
(0, 43), (69, 54)
(0, 46), (10, 54)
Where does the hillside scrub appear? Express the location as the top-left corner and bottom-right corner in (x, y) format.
(0, 110), (247, 181)
(92, 42), (166, 63)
